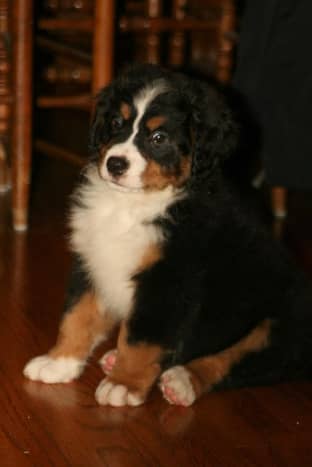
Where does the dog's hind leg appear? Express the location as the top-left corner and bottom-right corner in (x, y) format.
(160, 319), (272, 406)
(23, 291), (117, 383)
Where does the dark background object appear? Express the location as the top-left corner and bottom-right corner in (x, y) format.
(233, 0), (312, 191)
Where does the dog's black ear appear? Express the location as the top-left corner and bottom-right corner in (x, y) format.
(88, 84), (115, 157)
(189, 81), (238, 184)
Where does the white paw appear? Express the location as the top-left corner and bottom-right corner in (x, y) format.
(23, 355), (85, 383)
(99, 349), (117, 375)
(95, 378), (144, 407)
(159, 366), (196, 407)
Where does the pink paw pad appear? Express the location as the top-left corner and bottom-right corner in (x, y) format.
(163, 385), (188, 406)
(99, 349), (117, 375)
(159, 366), (196, 407)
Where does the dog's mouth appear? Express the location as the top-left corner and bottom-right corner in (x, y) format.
(105, 177), (144, 193)
(97, 156), (145, 193)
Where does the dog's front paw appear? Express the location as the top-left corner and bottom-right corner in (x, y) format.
(95, 378), (145, 407)
(23, 355), (84, 383)
(99, 348), (118, 375)
(159, 366), (196, 407)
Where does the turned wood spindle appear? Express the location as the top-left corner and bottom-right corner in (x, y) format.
(0, 0), (11, 193)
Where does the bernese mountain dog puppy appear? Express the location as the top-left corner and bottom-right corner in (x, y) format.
(24, 64), (312, 407)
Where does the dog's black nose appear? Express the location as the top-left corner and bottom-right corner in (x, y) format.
(106, 156), (129, 177)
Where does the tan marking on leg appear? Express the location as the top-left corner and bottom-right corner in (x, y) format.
(120, 102), (131, 120)
(146, 115), (167, 131)
(142, 157), (191, 190)
(107, 321), (163, 398)
(50, 291), (117, 359)
(187, 319), (272, 400)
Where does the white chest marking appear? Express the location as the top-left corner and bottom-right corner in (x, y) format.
(70, 167), (177, 318)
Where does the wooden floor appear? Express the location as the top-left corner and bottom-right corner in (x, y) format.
(1, 157), (312, 467)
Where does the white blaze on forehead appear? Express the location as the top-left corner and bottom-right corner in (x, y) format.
(100, 81), (168, 190)
(132, 80), (168, 137)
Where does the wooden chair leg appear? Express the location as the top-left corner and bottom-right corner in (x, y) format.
(11, 0), (33, 231)
(0, 1), (11, 194)
(146, 0), (162, 64)
(271, 186), (288, 219)
(169, 0), (186, 67)
(216, 0), (236, 84)
(0, 143), (11, 193)
(92, 0), (115, 94)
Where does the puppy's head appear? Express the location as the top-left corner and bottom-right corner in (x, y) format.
(89, 65), (237, 192)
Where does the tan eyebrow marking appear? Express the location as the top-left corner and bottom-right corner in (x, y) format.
(146, 116), (167, 131)
(120, 102), (131, 120)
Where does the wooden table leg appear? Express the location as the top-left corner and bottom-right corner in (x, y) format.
(12, 0), (33, 231)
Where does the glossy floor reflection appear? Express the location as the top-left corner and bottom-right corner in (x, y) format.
(1, 157), (312, 466)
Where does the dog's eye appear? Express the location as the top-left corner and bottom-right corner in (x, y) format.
(151, 131), (168, 146)
(111, 116), (123, 132)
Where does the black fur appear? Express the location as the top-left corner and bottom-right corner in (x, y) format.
(72, 64), (312, 390)
(131, 182), (312, 386)
(64, 254), (90, 311)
